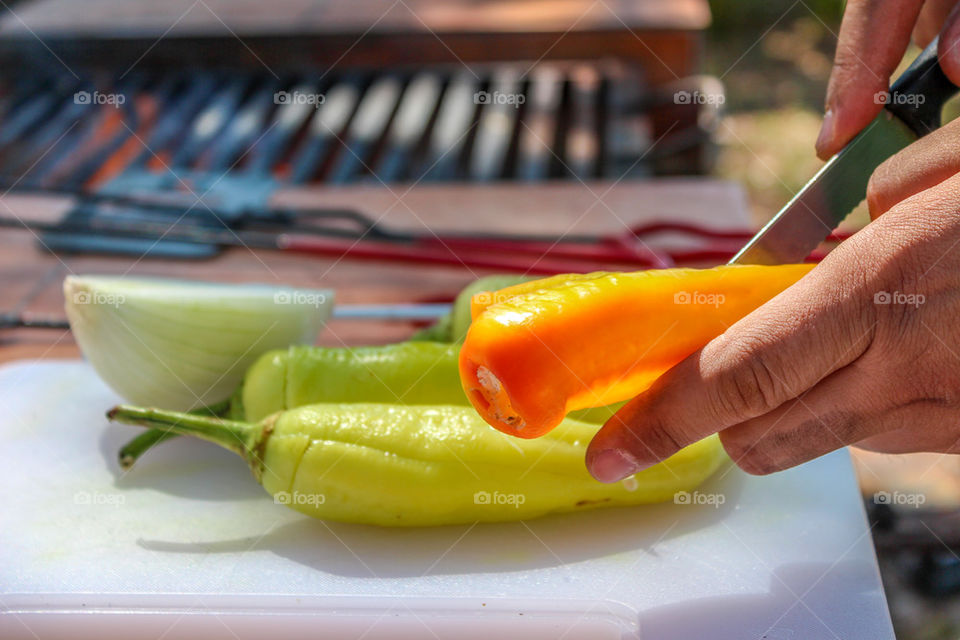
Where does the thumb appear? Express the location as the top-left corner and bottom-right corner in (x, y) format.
(585, 262), (874, 483)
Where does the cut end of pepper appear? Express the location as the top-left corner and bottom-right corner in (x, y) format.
(460, 357), (546, 438)
(474, 365), (526, 432)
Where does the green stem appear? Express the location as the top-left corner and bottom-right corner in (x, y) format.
(108, 405), (261, 467)
(197, 397), (233, 417)
(118, 428), (177, 470)
(114, 398), (235, 470)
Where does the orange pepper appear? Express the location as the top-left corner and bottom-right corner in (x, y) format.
(459, 264), (815, 438)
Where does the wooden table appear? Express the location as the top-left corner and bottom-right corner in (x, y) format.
(0, 178), (748, 362)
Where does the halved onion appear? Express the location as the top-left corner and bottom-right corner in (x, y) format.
(64, 275), (333, 410)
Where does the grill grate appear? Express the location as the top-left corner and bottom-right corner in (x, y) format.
(0, 61), (714, 191)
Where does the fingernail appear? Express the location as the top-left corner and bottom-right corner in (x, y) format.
(587, 448), (642, 483)
(815, 108), (835, 155)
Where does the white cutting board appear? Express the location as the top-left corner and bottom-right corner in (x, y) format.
(0, 360), (894, 640)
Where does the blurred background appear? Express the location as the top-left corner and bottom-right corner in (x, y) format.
(710, 0), (842, 221)
(0, 0), (958, 636)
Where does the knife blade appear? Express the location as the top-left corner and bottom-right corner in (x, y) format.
(731, 37), (960, 265)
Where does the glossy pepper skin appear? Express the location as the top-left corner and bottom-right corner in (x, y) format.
(238, 341), (466, 421)
(108, 403), (726, 527)
(120, 341), (466, 467)
(412, 273), (535, 342)
(120, 340), (622, 468)
(460, 264), (815, 438)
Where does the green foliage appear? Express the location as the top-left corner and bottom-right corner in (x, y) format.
(709, 0), (842, 32)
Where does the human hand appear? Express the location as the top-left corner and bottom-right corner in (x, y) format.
(586, 168), (960, 481)
(584, 0), (960, 482)
(815, 0), (960, 160)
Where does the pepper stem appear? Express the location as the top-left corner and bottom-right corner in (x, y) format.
(115, 398), (233, 470)
(108, 405), (261, 467)
(118, 429), (178, 470)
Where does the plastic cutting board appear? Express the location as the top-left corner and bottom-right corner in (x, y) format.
(0, 360), (895, 639)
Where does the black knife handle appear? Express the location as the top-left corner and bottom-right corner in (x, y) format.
(887, 36), (960, 135)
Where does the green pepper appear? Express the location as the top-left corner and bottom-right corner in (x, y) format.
(239, 341), (465, 421)
(119, 341), (465, 467)
(119, 340), (624, 467)
(108, 403), (726, 527)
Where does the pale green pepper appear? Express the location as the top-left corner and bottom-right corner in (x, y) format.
(109, 403), (726, 527)
(120, 341), (464, 467)
(237, 341), (464, 421)
(120, 340), (621, 467)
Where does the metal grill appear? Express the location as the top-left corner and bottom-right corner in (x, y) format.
(0, 61), (720, 192)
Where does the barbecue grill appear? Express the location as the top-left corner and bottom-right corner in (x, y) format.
(0, 0), (723, 264)
(0, 59), (721, 258)
(0, 61), (722, 186)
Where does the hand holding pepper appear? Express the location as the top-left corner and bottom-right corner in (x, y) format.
(588, 0), (960, 482)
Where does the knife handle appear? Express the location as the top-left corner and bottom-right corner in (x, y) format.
(887, 36), (960, 136)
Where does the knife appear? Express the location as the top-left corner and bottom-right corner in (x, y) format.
(731, 36), (960, 265)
